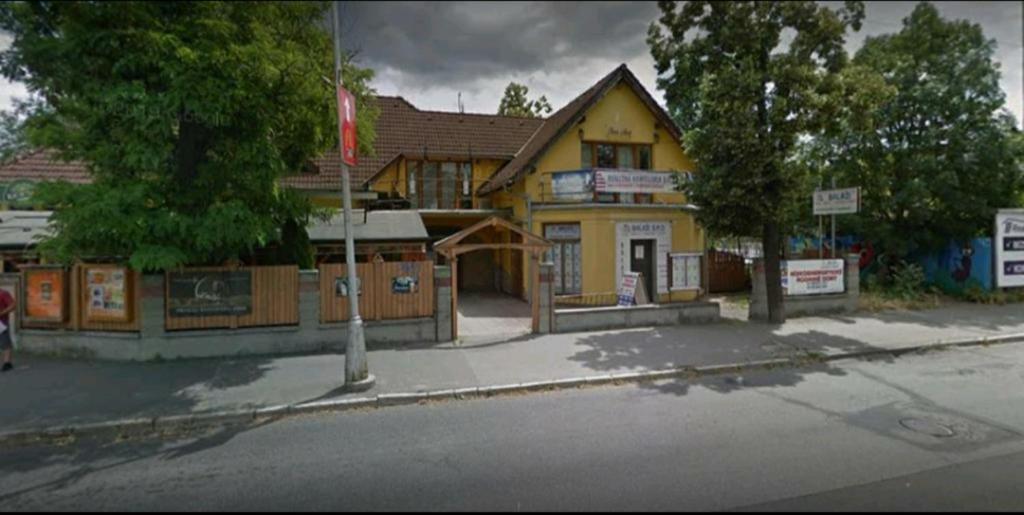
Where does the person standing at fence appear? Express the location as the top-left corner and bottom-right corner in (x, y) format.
(0, 287), (14, 372)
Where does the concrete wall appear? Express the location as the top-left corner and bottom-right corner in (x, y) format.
(749, 254), (860, 321)
(17, 269), (448, 362)
(554, 301), (720, 333)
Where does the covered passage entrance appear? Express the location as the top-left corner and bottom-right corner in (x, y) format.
(433, 216), (552, 342)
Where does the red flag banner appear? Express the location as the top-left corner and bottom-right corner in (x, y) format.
(337, 86), (357, 166)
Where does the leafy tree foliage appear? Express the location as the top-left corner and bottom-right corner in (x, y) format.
(803, 2), (1024, 276)
(0, 1), (378, 270)
(497, 82), (552, 118)
(648, 1), (869, 322)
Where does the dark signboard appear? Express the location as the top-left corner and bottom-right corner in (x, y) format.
(1003, 237), (1024, 252)
(167, 270), (253, 317)
(1005, 261), (1024, 276)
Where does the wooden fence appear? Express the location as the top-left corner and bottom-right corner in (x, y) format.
(165, 265), (299, 331)
(20, 264), (142, 332)
(708, 249), (749, 293)
(319, 261), (434, 323)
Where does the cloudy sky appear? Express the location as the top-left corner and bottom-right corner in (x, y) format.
(1, 1), (1022, 127)
(337, 0), (1024, 126)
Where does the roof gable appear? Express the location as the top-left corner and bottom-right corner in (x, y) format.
(476, 64), (682, 196)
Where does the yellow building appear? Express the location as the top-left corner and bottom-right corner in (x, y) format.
(295, 64), (706, 306)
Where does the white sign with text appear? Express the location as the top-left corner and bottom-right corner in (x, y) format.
(996, 210), (1024, 288)
(782, 259), (845, 296)
(813, 187), (860, 215)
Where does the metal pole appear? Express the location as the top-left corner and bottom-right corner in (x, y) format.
(831, 176), (836, 259)
(332, 1), (373, 391)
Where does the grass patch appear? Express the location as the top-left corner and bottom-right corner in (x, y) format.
(858, 289), (948, 312)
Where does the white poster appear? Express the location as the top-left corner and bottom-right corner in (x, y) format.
(616, 221), (672, 295)
(670, 253), (702, 291)
(595, 170), (676, 194)
(783, 259), (845, 296)
(996, 210), (1024, 288)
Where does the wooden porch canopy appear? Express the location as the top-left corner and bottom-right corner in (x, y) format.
(433, 216), (552, 258)
(432, 216), (553, 338)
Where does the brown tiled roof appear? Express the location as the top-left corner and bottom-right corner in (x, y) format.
(281, 95), (545, 190)
(476, 64), (683, 196)
(0, 149), (91, 184)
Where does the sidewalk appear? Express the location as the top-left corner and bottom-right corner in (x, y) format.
(3, 302), (1024, 435)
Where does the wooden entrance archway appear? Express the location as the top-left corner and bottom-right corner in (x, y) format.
(433, 216), (553, 340)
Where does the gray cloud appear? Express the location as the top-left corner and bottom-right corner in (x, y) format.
(341, 1), (1022, 126)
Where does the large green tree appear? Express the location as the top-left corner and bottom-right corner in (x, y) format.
(804, 2), (1024, 278)
(497, 82), (552, 118)
(648, 1), (871, 322)
(0, 1), (378, 270)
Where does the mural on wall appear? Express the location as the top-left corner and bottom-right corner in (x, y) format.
(920, 238), (993, 293)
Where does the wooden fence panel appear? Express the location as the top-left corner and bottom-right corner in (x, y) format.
(376, 261), (433, 320)
(319, 263), (378, 323)
(319, 261), (432, 322)
(165, 266), (299, 331)
(708, 250), (749, 293)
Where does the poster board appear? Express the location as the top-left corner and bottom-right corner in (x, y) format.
(782, 259), (845, 296)
(83, 265), (132, 322)
(23, 266), (67, 323)
(995, 210), (1024, 288)
(669, 253), (702, 291)
(617, 272), (650, 306)
(167, 269), (253, 317)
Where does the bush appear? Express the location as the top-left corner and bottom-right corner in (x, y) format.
(890, 262), (925, 300)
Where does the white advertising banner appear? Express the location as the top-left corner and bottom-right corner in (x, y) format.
(813, 187), (860, 215)
(596, 170), (676, 194)
(616, 221), (672, 295)
(782, 259), (845, 296)
(995, 210), (1024, 288)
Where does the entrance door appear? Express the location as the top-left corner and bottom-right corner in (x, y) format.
(630, 239), (655, 302)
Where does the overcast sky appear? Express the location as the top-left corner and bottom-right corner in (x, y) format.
(1, 1), (1022, 127)
(337, 0), (1024, 126)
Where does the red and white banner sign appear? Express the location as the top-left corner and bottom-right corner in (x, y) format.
(595, 169), (675, 194)
(782, 259), (845, 296)
(337, 86), (357, 166)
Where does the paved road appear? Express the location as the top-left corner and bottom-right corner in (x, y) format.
(4, 342), (1024, 511)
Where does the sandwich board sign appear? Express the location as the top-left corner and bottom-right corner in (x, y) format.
(617, 272), (650, 306)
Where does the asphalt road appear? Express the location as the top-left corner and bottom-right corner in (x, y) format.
(4, 343), (1024, 511)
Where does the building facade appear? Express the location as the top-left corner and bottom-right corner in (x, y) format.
(0, 64), (705, 306)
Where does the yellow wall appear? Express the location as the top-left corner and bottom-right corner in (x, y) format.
(511, 82), (704, 304)
(528, 83), (698, 205)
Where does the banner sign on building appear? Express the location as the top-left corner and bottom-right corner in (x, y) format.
(669, 253), (702, 291)
(337, 86), (358, 166)
(167, 270), (253, 317)
(595, 170), (676, 194)
(813, 187), (860, 215)
(24, 267), (66, 322)
(995, 210), (1024, 288)
(84, 266), (130, 322)
(551, 170), (594, 201)
(782, 259), (845, 296)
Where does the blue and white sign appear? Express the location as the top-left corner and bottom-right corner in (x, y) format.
(551, 170), (593, 201)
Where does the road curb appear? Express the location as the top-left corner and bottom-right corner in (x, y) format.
(5, 331), (1024, 448)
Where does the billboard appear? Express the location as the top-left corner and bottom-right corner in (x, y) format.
(167, 270), (253, 317)
(84, 266), (131, 322)
(24, 267), (66, 322)
(782, 259), (845, 296)
(995, 210), (1024, 288)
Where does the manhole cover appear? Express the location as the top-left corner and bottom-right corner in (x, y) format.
(900, 417), (956, 438)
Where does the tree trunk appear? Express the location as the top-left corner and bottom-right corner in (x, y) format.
(763, 220), (786, 323)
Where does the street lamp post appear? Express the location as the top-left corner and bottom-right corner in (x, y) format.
(332, 0), (373, 391)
